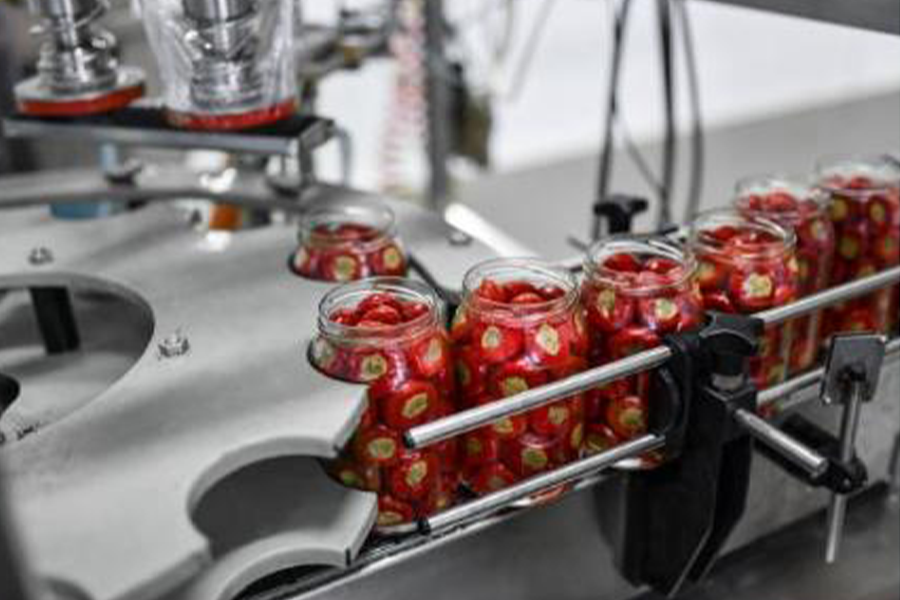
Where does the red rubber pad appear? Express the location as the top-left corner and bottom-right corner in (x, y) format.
(167, 99), (298, 131)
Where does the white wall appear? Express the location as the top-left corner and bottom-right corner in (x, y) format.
(309, 1), (900, 189)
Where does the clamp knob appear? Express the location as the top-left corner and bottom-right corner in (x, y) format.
(594, 194), (649, 235)
(698, 312), (762, 381)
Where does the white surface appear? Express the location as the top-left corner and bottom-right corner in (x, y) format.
(307, 1), (900, 187)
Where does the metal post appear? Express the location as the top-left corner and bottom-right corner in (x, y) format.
(825, 380), (865, 563)
(422, 0), (451, 210)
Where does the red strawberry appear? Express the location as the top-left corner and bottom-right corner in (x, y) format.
(379, 380), (438, 430)
(501, 432), (555, 477)
(320, 249), (366, 282)
(606, 394), (648, 440)
(470, 462), (517, 495)
(473, 321), (524, 363)
(354, 425), (402, 466)
(377, 495), (415, 527)
(584, 423), (620, 455)
(387, 450), (438, 501)
(587, 286), (635, 333)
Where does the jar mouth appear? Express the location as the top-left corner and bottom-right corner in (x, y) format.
(300, 201), (397, 252)
(814, 154), (900, 196)
(462, 257), (579, 320)
(734, 174), (828, 226)
(689, 209), (796, 262)
(584, 235), (697, 295)
(317, 277), (442, 342)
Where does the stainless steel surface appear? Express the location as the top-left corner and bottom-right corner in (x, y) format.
(697, 0), (900, 36)
(649, 488), (900, 600)
(425, 433), (665, 532)
(405, 346), (673, 449)
(0, 465), (36, 600)
(734, 408), (829, 477)
(2, 112), (334, 157)
(183, 0), (253, 23)
(825, 380), (863, 563)
(757, 266), (900, 326)
(18, 0), (137, 101)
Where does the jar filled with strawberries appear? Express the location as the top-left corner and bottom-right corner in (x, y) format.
(734, 176), (835, 374)
(450, 259), (588, 496)
(292, 202), (407, 282)
(689, 210), (798, 388)
(581, 237), (703, 460)
(311, 278), (457, 529)
(815, 156), (900, 336)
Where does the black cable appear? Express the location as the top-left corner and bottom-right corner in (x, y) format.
(656, 0), (676, 229)
(592, 0), (633, 241)
(676, 0), (705, 223)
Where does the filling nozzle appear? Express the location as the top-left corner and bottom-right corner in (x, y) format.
(180, 0), (267, 110)
(16, 0), (145, 115)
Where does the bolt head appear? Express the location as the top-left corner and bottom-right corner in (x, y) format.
(159, 333), (190, 358)
(448, 230), (473, 247)
(28, 247), (54, 266)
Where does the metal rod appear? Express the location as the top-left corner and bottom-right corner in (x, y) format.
(405, 346), (673, 449)
(733, 408), (829, 478)
(757, 267), (900, 326)
(424, 433), (665, 533)
(825, 380), (864, 564)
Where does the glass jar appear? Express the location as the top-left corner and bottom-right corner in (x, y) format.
(292, 202), (408, 282)
(689, 210), (798, 389)
(815, 156), (900, 336)
(451, 259), (588, 496)
(311, 278), (456, 528)
(581, 237), (703, 461)
(735, 176), (836, 374)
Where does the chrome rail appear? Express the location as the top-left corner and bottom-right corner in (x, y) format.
(424, 433), (665, 533)
(407, 266), (900, 450)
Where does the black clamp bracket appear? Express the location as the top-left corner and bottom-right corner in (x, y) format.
(593, 194), (649, 236)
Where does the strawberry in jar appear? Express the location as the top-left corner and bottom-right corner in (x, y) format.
(815, 156), (900, 336)
(292, 202), (408, 282)
(734, 176), (835, 374)
(689, 210), (798, 389)
(451, 259), (588, 496)
(312, 278), (456, 528)
(581, 237), (703, 465)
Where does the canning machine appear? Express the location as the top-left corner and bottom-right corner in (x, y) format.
(0, 2), (899, 600)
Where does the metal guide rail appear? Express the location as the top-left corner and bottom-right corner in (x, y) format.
(403, 265), (900, 533)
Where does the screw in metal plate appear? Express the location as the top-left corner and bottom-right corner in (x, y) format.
(28, 247), (54, 266)
(158, 331), (190, 359)
(448, 230), (473, 247)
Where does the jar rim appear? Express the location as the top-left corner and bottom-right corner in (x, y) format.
(300, 201), (397, 252)
(689, 208), (796, 261)
(584, 235), (698, 294)
(461, 257), (579, 320)
(734, 174), (828, 224)
(316, 277), (442, 343)
(813, 154), (900, 195)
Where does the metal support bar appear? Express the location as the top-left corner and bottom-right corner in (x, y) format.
(732, 408), (829, 478)
(405, 346), (673, 449)
(825, 380), (865, 563)
(757, 267), (900, 326)
(424, 433), (665, 533)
